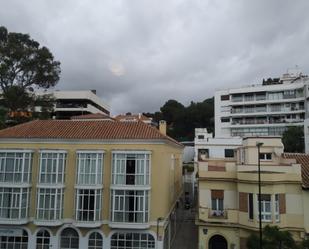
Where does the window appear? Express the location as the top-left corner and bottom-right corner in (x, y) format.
(60, 228), (79, 249)
(198, 149), (209, 161)
(88, 232), (103, 249)
(231, 94), (243, 102)
(211, 190), (224, 216)
(111, 190), (149, 223)
(76, 152), (103, 185)
(259, 153), (272, 160)
(39, 151), (66, 184)
(36, 229), (50, 249)
(268, 92), (283, 100)
(221, 117), (230, 123)
(76, 189), (101, 222)
(221, 95), (229, 101)
(256, 92), (266, 101)
(110, 232), (155, 249)
(248, 193), (254, 220)
(275, 194), (279, 222)
(112, 153), (150, 185)
(0, 187), (30, 219)
(0, 151), (32, 183)
(37, 151), (66, 222)
(224, 149), (234, 158)
(0, 229), (28, 249)
(0, 151), (32, 221)
(197, 135), (204, 139)
(37, 188), (63, 220)
(75, 151), (103, 223)
(258, 194), (272, 221)
(244, 94), (254, 101)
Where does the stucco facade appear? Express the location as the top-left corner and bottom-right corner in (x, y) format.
(197, 137), (306, 249)
(0, 120), (183, 249)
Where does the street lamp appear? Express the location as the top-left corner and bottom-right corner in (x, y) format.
(256, 142), (264, 249)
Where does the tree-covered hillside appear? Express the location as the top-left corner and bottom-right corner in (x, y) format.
(144, 97), (214, 141)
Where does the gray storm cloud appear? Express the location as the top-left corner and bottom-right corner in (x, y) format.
(1, 0), (309, 114)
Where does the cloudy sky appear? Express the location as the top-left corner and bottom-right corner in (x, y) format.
(1, 0), (309, 114)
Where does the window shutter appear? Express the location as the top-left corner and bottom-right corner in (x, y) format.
(279, 194), (286, 214)
(239, 192), (248, 212)
(211, 190), (224, 199)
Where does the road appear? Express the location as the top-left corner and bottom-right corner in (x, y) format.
(171, 181), (198, 249)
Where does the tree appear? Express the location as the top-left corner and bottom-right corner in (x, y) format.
(247, 225), (297, 249)
(282, 126), (304, 153)
(0, 26), (60, 114)
(144, 97), (214, 141)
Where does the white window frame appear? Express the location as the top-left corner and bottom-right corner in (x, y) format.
(75, 189), (102, 222)
(110, 232), (155, 249)
(39, 150), (67, 184)
(275, 194), (280, 222)
(60, 228), (79, 249)
(76, 151), (104, 185)
(111, 189), (149, 223)
(259, 153), (272, 161)
(0, 229), (28, 248)
(36, 188), (64, 220)
(112, 152), (150, 186)
(36, 229), (51, 249)
(0, 187), (30, 220)
(36, 150), (66, 222)
(75, 151), (104, 223)
(0, 150), (33, 183)
(88, 232), (103, 249)
(257, 194), (272, 222)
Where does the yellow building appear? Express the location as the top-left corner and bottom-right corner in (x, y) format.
(0, 118), (183, 249)
(197, 137), (307, 249)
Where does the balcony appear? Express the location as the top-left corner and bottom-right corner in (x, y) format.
(199, 207), (238, 223)
(208, 209), (227, 219)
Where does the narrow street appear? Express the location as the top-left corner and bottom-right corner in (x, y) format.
(171, 180), (198, 249)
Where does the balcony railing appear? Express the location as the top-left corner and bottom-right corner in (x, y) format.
(208, 209), (228, 219)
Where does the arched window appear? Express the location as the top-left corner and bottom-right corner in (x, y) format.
(36, 229), (51, 249)
(88, 232), (103, 249)
(111, 232), (155, 249)
(0, 229), (28, 249)
(60, 228), (79, 249)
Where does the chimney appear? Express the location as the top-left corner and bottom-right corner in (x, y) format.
(159, 120), (167, 135)
(91, 89), (97, 94)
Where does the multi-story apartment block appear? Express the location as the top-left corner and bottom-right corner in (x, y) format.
(215, 69), (309, 137)
(197, 137), (309, 249)
(0, 118), (183, 249)
(52, 90), (110, 119)
(194, 128), (242, 162)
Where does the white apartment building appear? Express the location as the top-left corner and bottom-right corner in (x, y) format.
(52, 90), (110, 119)
(194, 128), (242, 162)
(35, 90), (110, 119)
(215, 69), (309, 137)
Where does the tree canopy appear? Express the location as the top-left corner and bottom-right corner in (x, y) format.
(0, 26), (60, 113)
(247, 225), (297, 249)
(144, 97), (214, 141)
(282, 126), (304, 153)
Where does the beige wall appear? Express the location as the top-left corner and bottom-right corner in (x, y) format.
(0, 140), (183, 236)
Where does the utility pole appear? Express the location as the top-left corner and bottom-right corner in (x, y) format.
(256, 142), (264, 249)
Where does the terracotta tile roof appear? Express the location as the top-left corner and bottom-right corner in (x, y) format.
(71, 113), (115, 120)
(283, 153), (309, 188)
(0, 120), (182, 146)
